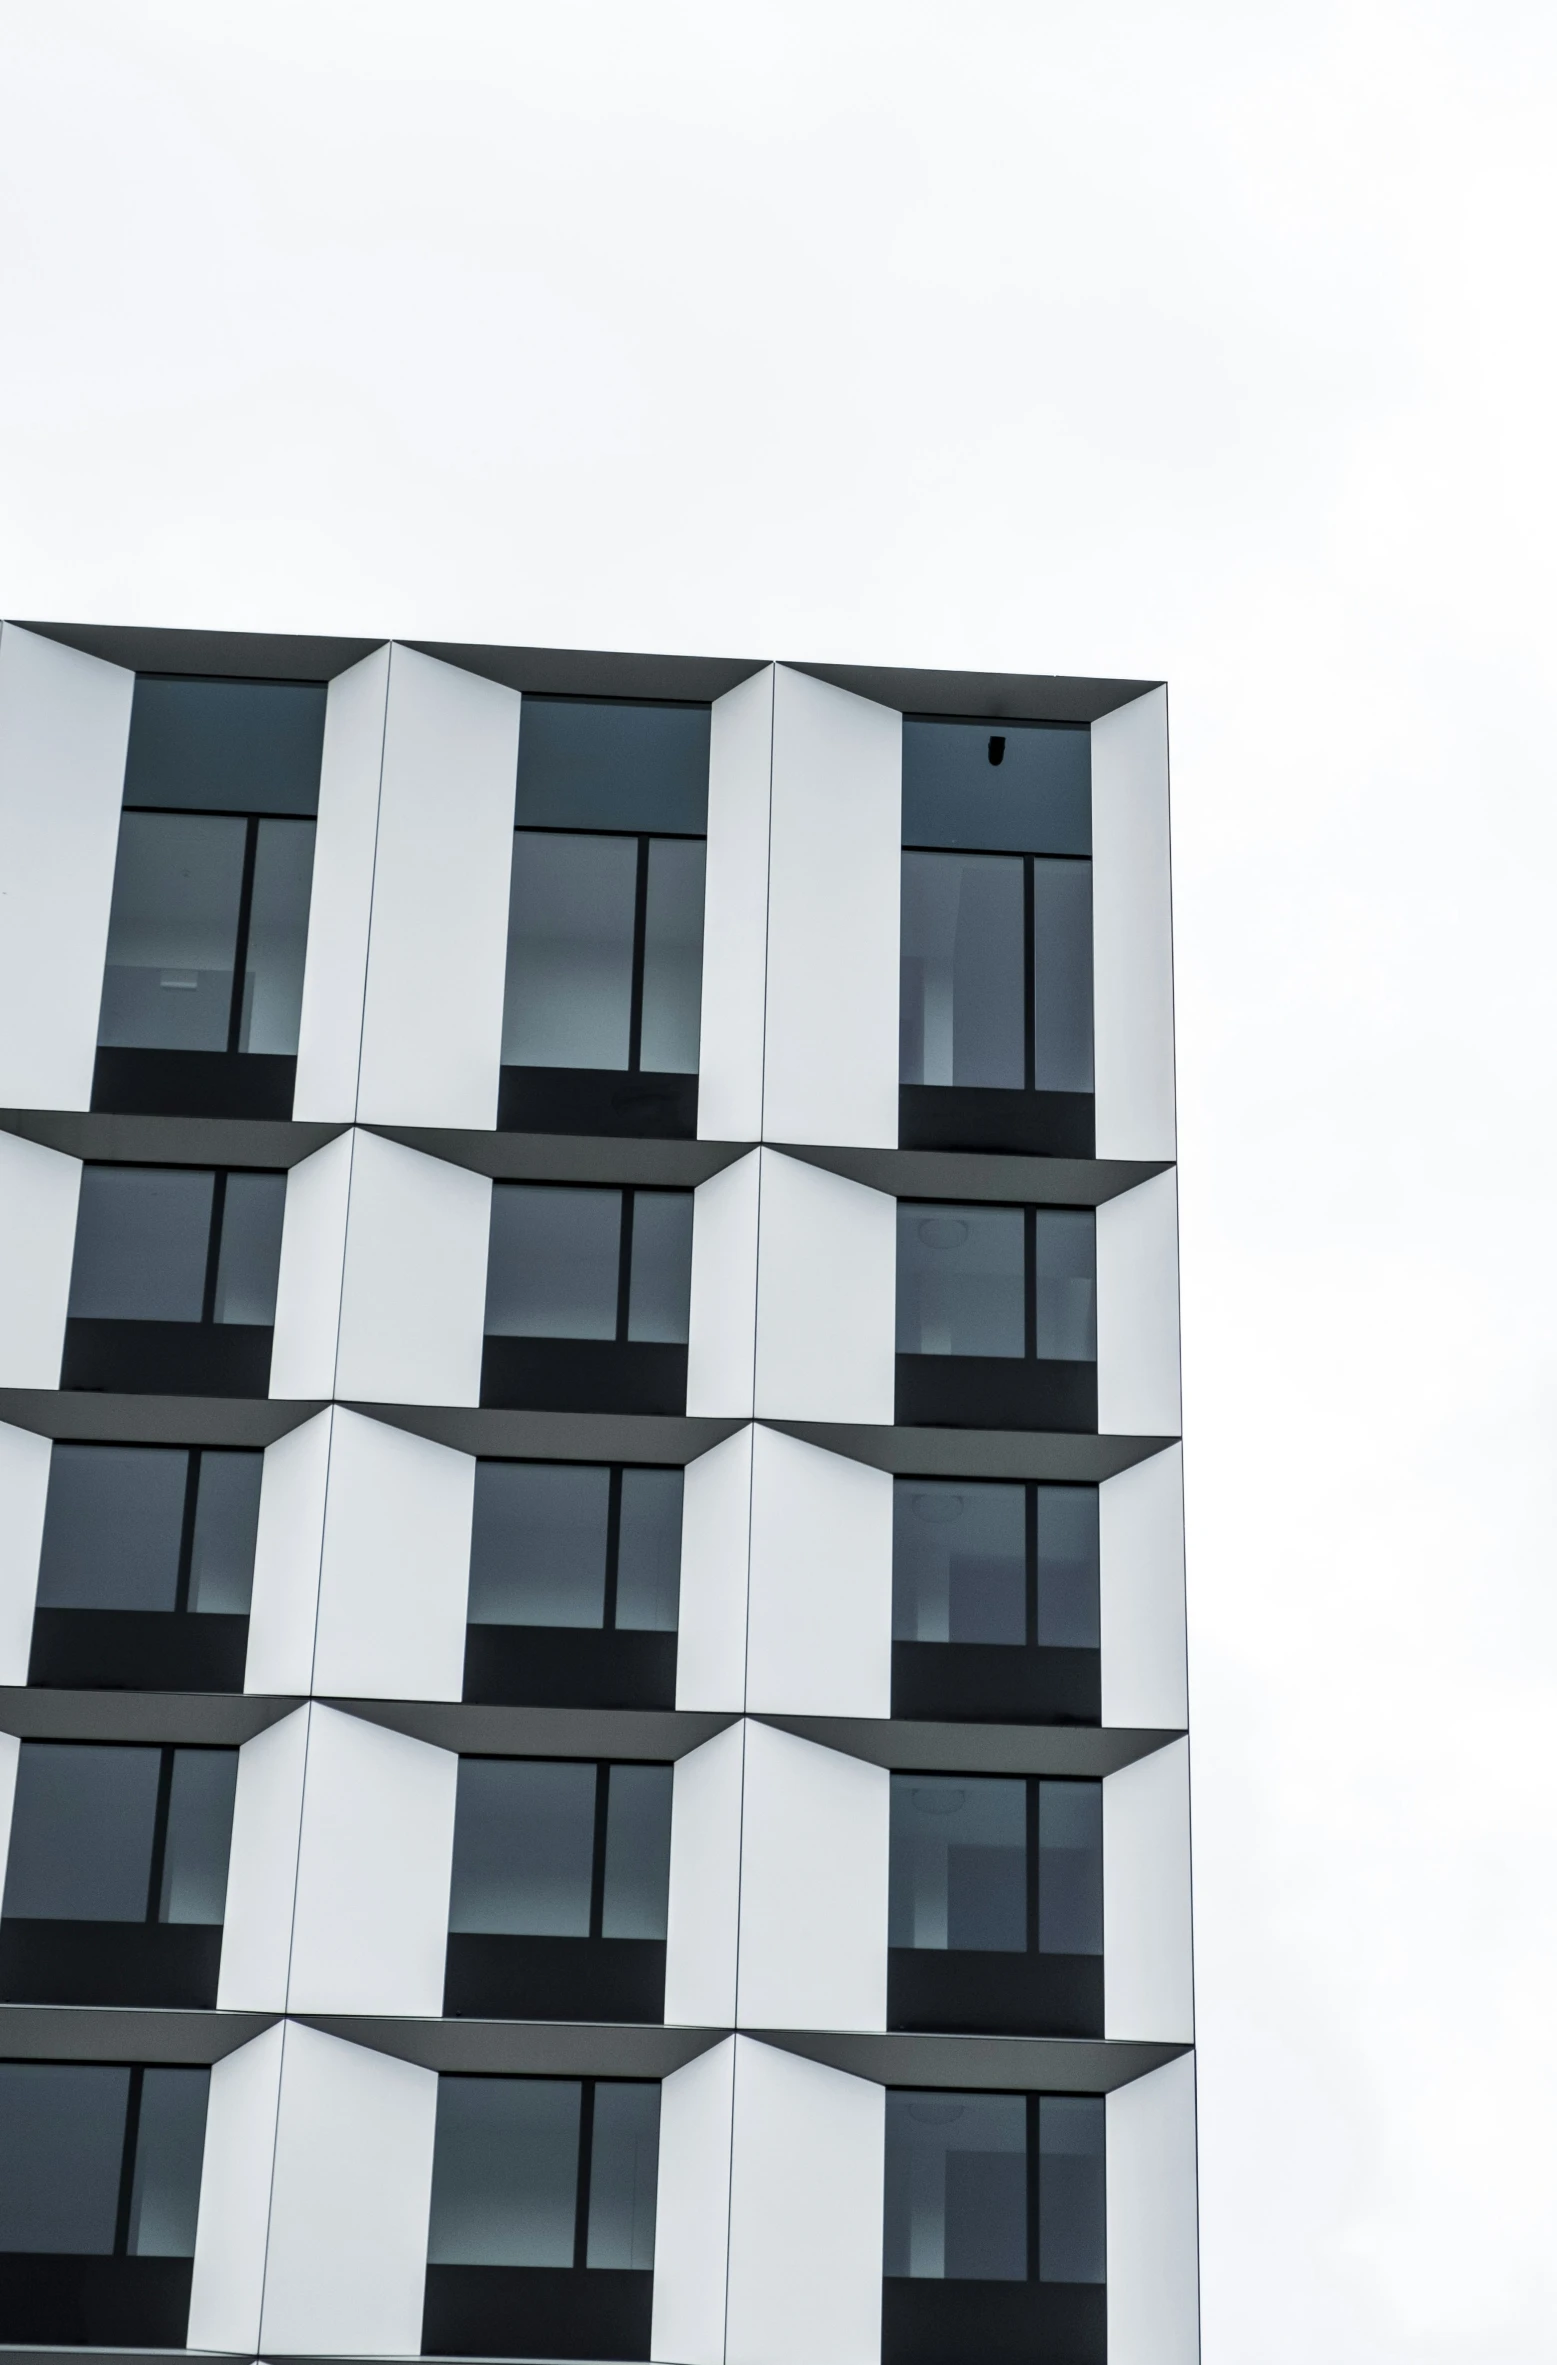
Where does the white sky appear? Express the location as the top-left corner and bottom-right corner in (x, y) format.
(3, 4), (1556, 2355)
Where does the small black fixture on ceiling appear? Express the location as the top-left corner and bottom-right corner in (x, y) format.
(987, 734), (1006, 766)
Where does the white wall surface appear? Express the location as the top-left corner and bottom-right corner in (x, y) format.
(1096, 1169), (1183, 1438)
(0, 1131), (80, 1387)
(725, 2037), (885, 2365)
(218, 1706), (309, 2012)
(745, 1425), (892, 1717)
(1104, 1736), (1195, 2043)
(244, 1411), (331, 1696)
(762, 666), (901, 1149)
(354, 644), (521, 1129)
(699, 666), (773, 1144)
(1100, 1444), (1188, 1731)
(311, 1407), (472, 1702)
(752, 1151), (896, 1425)
(333, 1128), (491, 1407)
(292, 644), (390, 1122)
(1091, 687), (1176, 1164)
(0, 1731), (19, 1907)
(686, 1148), (759, 1418)
(0, 1421), (51, 1685)
(186, 2021), (284, 2357)
(676, 1425), (752, 1713)
(1107, 2052), (1201, 2365)
(269, 1130), (353, 1400)
(0, 623), (133, 1111)
(735, 1721), (888, 2032)
(650, 2037), (736, 2365)
(664, 1720), (744, 2028)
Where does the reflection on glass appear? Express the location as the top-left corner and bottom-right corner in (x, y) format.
(892, 1481), (1026, 1644)
(1036, 1487), (1100, 1649)
(586, 2083), (660, 2268)
(448, 1760), (597, 1936)
(639, 838), (705, 1073)
(37, 1444), (187, 1611)
(895, 1204), (1024, 1358)
(240, 819), (315, 1055)
(427, 2077), (581, 2267)
(615, 1469), (683, 1632)
(98, 812), (246, 1052)
(625, 1194), (694, 1343)
(1032, 859), (1093, 1093)
(68, 1167), (214, 1321)
(0, 2063), (132, 2252)
(1038, 2097), (1106, 2282)
(486, 1186), (622, 1339)
(468, 1463), (611, 1627)
(1036, 1783), (1103, 1957)
(158, 1752), (239, 1924)
(889, 1776), (1026, 1952)
(883, 2090), (1027, 2280)
(503, 833), (638, 1069)
(600, 1766), (673, 1940)
(212, 1173), (286, 1324)
(125, 2069), (210, 2258)
(1033, 1211), (1096, 1361)
(186, 1451), (263, 1614)
(900, 852), (1024, 1089)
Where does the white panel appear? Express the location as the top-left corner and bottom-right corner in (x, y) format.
(0, 624), (133, 1110)
(311, 1408), (472, 1702)
(217, 1706), (309, 2012)
(186, 2022), (284, 2356)
(1104, 1737), (1195, 2043)
(650, 2037), (735, 2365)
(752, 1151), (896, 1425)
(244, 1411), (331, 1696)
(1091, 687), (1176, 1162)
(1096, 1170), (1182, 1438)
(355, 644), (521, 1128)
(287, 1703), (457, 2016)
(0, 1732), (19, 1906)
(664, 1721), (744, 2028)
(746, 1426), (892, 1717)
(685, 1149), (760, 1418)
(293, 646), (390, 1121)
(0, 1132), (80, 1387)
(725, 2037), (885, 2365)
(334, 1129), (491, 1408)
(698, 666), (773, 1143)
(1107, 2053), (1201, 2365)
(1100, 1445), (1188, 1730)
(736, 1722), (888, 2033)
(268, 1130), (353, 1400)
(762, 666), (901, 1149)
(675, 1426), (752, 1713)
(0, 1422), (52, 1685)
(260, 2020), (438, 2359)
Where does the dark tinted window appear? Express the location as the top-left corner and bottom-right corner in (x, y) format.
(515, 699), (709, 833)
(124, 677), (325, 816)
(0, 2062), (208, 2257)
(484, 1186), (692, 1346)
(888, 1775), (1102, 1956)
(468, 1463), (681, 1633)
(891, 1481), (1099, 1650)
(428, 2076), (659, 2270)
(37, 1444), (261, 1615)
(67, 1167), (285, 1327)
(883, 2091), (1104, 2284)
(902, 719), (1089, 856)
(896, 1204), (1096, 1362)
(448, 1759), (672, 1942)
(2, 1743), (237, 1925)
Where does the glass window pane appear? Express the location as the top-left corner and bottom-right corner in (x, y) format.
(3, 1742), (161, 1921)
(896, 1203), (1024, 1358)
(625, 1193), (693, 1344)
(427, 2077), (580, 2267)
(187, 1451), (263, 1614)
(892, 1480), (1026, 1645)
(900, 852), (1024, 1089)
(127, 2069), (209, 2257)
(97, 812), (245, 1052)
(37, 1443), (188, 1612)
(0, 2063), (129, 2252)
(240, 818), (315, 1055)
(1038, 2096), (1106, 2283)
(901, 719), (1090, 857)
(159, 1750), (238, 1925)
(586, 2083), (660, 2268)
(639, 838), (706, 1074)
(448, 1759), (597, 1936)
(468, 1463), (610, 1627)
(486, 1186), (622, 1340)
(213, 1172), (286, 1325)
(502, 832), (638, 1070)
(69, 1167), (214, 1322)
(884, 2091), (1026, 2281)
(1032, 858), (1094, 1094)
(614, 1469), (682, 1633)
(1036, 1487), (1100, 1649)
(1037, 1782), (1104, 1956)
(600, 1765), (672, 1940)
(1033, 1211), (1096, 1362)
(123, 678), (325, 817)
(889, 1776), (1026, 1953)
(515, 700), (710, 834)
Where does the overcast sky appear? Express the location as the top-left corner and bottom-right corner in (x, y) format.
(4, 4), (1556, 2356)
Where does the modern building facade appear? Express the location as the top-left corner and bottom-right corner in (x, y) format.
(0, 620), (1196, 2365)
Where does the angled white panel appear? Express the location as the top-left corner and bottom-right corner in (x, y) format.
(1096, 1170), (1182, 1438)
(334, 1129), (491, 1407)
(293, 646), (390, 1121)
(1107, 2053), (1201, 2365)
(0, 1132), (80, 1387)
(763, 667), (901, 1148)
(1104, 1737), (1194, 2043)
(699, 666), (773, 1143)
(752, 1151), (896, 1425)
(311, 1408), (472, 1702)
(1100, 1445), (1188, 1731)
(259, 2020), (438, 2358)
(0, 1731), (19, 1904)
(1091, 687), (1176, 1162)
(217, 1705), (309, 2012)
(736, 1722), (888, 2033)
(0, 624), (133, 1109)
(686, 1149), (759, 1418)
(676, 1426), (752, 1713)
(244, 1412), (331, 1696)
(186, 2021), (284, 2356)
(664, 1721), (744, 2028)
(269, 1130), (353, 1400)
(746, 1425), (892, 1717)
(286, 1703), (457, 2016)
(725, 2037), (885, 2365)
(355, 645), (521, 1128)
(650, 2036), (735, 2365)
(0, 1423), (52, 1685)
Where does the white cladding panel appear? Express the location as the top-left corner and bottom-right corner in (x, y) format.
(762, 667), (901, 1149)
(0, 1731), (19, 1905)
(752, 1151), (897, 1425)
(675, 1426), (752, 1713)
(664, 1721), (744, 2028)
(355, 645), (520, 1128)
(1096, 1169), (1182, 1438)
(0, 1132), (80, 1388)
(0, 624), (133, 1110)
(725, 2037), (885, 2365)
(0, 1422), (51, 1685)
(333, 1129), (491, 1407)
(311, 1408), (472, 1702)
(186, 2022), (284, 2356)
(736, 1722), (889, 2032)
(685, 1150), (759, 1419)
(650, 2037), (736, 2365)
(259, 2021), (438, 2358)
(293, 646), (390, 1121)
(217, 1706), (309, 2012)
(699, 668), (774, 1143)
(1107, 2053), (1201, 2365)
(1100, 1445), (1188, 1731)
(1091, 687), (1176, 1162)
(1104, 1737), (1194, 2043)
(745, 1425), (892, 1718)
(269, 1130), (353, 1400)
(244, 1411), (331, 1696)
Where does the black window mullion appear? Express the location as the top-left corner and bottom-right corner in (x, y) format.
(1025, 1483), (1040, 1649)
(1026, 2093), (1042, 2284)
(226, 816), (261, 1055)
(112, 2065), (145, 2258)
(615, 1193), (635, 1344)
(200, 1172), (228, 1325)
(1023, 855), (1037, 1091)
(573, 2079), (597, 2270)
(172, 1450), (203, 1614)
(1023, 1206), (1037, 1361)
(626, 837), (651, 1072)
(588, 1764), (611, 1940)
(602, 1468), (623, 1633)
(145, 1746), (177, 1922)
